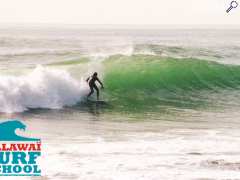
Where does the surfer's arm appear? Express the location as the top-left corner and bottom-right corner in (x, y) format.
(86, 77), (90, 82)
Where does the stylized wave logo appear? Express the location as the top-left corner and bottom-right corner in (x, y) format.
(0, 120), (40, 141)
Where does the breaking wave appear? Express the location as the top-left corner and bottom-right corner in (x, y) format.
(0, 66), (88, 113)
(1, 54), (240, 113)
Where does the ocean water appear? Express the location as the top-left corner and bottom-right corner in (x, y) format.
(1, 25), (240, 179)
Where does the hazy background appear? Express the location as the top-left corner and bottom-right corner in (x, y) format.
(0, 0), (239, 25)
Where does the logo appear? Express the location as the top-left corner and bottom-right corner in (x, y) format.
(0, 120), (41, 176)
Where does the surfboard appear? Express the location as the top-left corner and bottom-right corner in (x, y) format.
(86, 99), (108, 105)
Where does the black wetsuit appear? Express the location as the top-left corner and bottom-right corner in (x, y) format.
(87, 75), (103, 99)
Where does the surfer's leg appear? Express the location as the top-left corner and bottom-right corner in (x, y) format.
(87, 86), (94, 99)
(93, 84), (99, 100)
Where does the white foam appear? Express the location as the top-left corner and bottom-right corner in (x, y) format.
(38, 128), (240, 180)
(0, 66), (89, 113)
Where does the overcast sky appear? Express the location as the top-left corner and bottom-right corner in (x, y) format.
(0, 0), (239, 25)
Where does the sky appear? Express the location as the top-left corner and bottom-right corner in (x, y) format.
(0, 0), (239, 25)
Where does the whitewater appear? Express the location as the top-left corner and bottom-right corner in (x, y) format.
(0, 65), (89, 113)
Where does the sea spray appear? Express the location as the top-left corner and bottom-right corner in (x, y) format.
(0, 66), (89, 113)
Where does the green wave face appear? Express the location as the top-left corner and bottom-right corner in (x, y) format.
(103, 55), (240, 112)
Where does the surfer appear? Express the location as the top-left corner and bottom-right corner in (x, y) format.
(86, 72), (104, 100)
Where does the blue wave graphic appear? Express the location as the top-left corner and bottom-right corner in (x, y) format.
(0, 120), (40, 141)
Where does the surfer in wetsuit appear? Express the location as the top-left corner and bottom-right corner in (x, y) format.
(86, 72), (104, 100)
